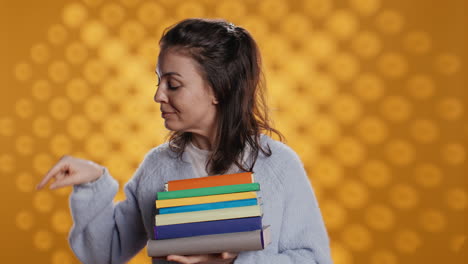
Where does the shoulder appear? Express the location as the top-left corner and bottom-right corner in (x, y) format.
(256, 134), (306, 184)
(133, 142), (184, 175)
(133, 142), (181, 185)
(256, 134), (309, 188)
(141, 142), (178, 163)
(259, 134), (302, 165)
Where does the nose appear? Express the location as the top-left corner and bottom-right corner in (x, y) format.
(154, 86), (167, 103)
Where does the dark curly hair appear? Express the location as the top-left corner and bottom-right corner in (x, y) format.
(158, 18), (284, 175)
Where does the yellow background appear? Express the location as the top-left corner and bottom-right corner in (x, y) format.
(0, 0), (466, 263)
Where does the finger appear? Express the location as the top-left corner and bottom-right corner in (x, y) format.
(36, 156), (70, 190)
(221, 252), (238, 259)
(49, 172), (77, 189)
(168, 254), (211, 264)
(167, 255), (191, 264)
(55, 172), (65, 181)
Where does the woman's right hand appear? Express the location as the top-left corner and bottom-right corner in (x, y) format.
(36, 155), (104, 190)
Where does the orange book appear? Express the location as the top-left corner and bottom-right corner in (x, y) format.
(165, 172), (254, 191)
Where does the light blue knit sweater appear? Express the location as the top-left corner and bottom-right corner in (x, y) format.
(68, 134), (333, 264)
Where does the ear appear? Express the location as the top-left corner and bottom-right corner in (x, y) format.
(207, 85), (218, 104)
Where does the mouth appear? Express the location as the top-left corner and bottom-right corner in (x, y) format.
(161, 112), (176, 118)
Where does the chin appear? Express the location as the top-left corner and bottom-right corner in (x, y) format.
(164, 121), (185, 132)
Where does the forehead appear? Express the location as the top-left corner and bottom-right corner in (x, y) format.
(156, 49), (200, 77)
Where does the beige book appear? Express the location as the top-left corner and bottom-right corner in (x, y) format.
(155, 205), (262, 226)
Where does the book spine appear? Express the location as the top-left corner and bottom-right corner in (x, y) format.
(158, 198), (258, 214)
(157, 183), (260, 200)
(167, 172), (253, 191)
(154, 216), (262, 240)
(147, 227), (270, 257)
(155, 191), (258, 208)
(155, 205), (261, 226)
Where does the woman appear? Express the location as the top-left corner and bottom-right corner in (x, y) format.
(36, 18), (333, 264)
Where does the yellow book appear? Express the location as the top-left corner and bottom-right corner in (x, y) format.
(155, 191), (257, 208)
(155, 205), (262, 226)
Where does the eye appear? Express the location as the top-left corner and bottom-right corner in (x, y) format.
(167, 81), (180, 90)
(155, 78), (180, 90)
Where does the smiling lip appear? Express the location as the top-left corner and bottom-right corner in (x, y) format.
(161, 112), (176, 118)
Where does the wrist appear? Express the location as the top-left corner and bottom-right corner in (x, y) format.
(89, 166), (105, 183)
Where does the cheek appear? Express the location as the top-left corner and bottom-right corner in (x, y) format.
(170, 89), (214, 118)
(176, 94), (204, 113)
(168, 95), (186, 112)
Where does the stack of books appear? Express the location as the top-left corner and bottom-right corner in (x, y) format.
(146, 172), (271, 257)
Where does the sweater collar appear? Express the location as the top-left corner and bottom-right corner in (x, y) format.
(167, 133), (268, 165)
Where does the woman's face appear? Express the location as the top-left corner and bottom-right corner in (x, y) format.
(154, 48), (219, 135)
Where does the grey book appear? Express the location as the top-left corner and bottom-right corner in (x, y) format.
(147, 225), (271, 257)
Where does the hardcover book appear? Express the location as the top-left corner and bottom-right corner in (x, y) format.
(155, 205), (262, 226)
(158, 198), (259, 214)
(165, 172), (254, 191)
(154, 216), (262, 240)
(155, 191), (258, 208)
(157, 183), (260, 200)
(147, 226), (271, 257)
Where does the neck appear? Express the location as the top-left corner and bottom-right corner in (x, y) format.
(191, 132), (216, 151)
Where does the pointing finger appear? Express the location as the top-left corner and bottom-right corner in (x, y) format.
(49, 171), (77, 189)
(36, 155), (69, 190)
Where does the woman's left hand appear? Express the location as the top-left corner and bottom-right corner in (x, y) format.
(166, 252), (238, 264)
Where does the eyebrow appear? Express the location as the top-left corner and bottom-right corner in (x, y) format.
(155, 71), (182, 78)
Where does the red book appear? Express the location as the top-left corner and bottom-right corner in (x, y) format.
(165, 172), (254, 191)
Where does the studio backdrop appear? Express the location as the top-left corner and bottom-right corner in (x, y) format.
(0, 0), (466, 263)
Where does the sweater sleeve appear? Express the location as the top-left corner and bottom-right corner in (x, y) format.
(68, 164), (147, 264)
(234, 146), (333, 264)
